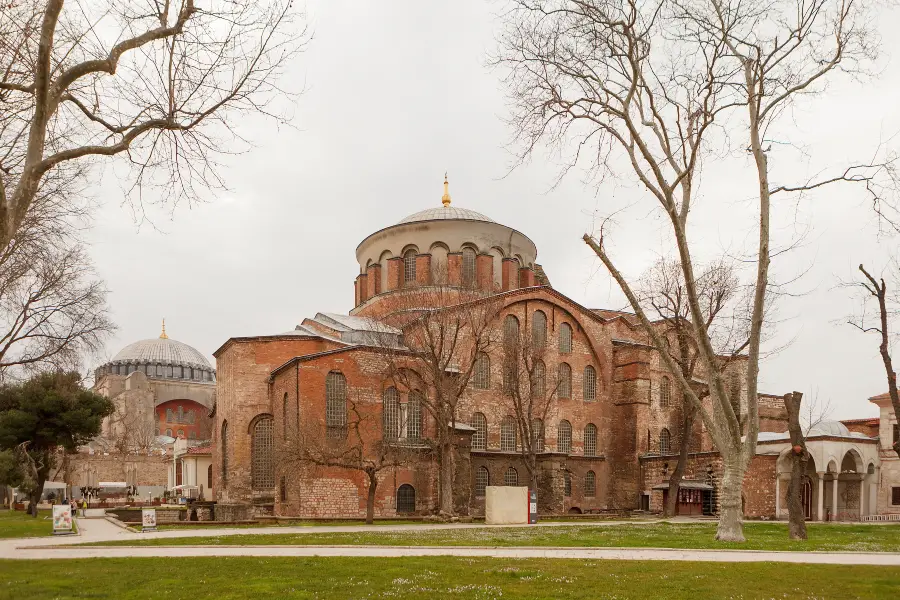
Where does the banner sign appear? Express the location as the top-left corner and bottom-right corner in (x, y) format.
(52, 504), (74, 535)
(141, 508), (158, 532)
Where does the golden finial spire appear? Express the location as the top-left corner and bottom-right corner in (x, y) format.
(441, 172), (451, 207)
(160, 318), (168, 339)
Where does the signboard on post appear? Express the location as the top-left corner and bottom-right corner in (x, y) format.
(52, 504), (74, 535)
(528, 489), (539, 524)
(141, 508), (158, 532)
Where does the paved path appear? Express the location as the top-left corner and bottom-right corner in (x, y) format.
(3, 517), (900, 565)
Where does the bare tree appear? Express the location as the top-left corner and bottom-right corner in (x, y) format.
(497, 0), (889, 541)
(104, 400), (157, 454)
(782, 391), (807, 540)
(281, 394), (417, 524)
(850, 264), (900, 458)
(0, 0), (307, 247)
(372, 285), (502, 516)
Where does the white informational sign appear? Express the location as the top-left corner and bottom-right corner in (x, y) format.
(141, 508), (158, 532)
(52, 504), (73, 535)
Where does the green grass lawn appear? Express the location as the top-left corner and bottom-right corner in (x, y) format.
(83, 522), (900, 552)
(0, 557), (896, 599)
(0, 509), (77, 539)
(151, 518), (427, 531)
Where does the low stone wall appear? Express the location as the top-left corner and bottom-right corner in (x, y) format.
(107, 508), (185, 523)
(215, 504), (251, 522)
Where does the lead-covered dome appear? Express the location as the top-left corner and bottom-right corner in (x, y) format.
(398, 206), (495, 224)
(808, 421), (851, 438)
(112, 337), (211, 369)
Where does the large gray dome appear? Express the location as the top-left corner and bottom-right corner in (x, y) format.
(398, 206), (495, 224)
(111, 337), (211, 369)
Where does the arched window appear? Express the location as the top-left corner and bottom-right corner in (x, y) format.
(559, 323), (573, 353)
(584, 423), (598, 457)
(326, 371), (347, 439)
(558, 420), (572, 453)
(558, 363), (572, 399)
(165, 428), (172, 437)
(503, 315), (520, 348)
(383, 387), (400, 440)
(403, 249), (417, 284)
(282, 393), (289, 440)
(177, 429), (184, 438)
(583, 365), (597, 402)
(531, 418), (544, 452)
(207, 464), (213, 489)
(564, 471), (572, 497)
(166, 409), (173, 423)
(471, 413), (487, 451)
(188, 431), (196, 440)
(660, 428), (671, 454)
(660, 377), (671, 407)
(397, 484), (416, 513)
(473, 353), (490, 390)
(177, 405), (184, 422)
(500, 416), (517, 451)
(408, 390), (423, 441)
(585, 471), (596, 497)
(220, 421), (229, 486)
(532, 310), (547, 348)
(251, 415), (275, 490)
(279, 476), (287, 502)
(462, 247), (476, 287)
(531, 359), (546, 397)
(475, 466), (489, 497)
(504, 467), (518, 486)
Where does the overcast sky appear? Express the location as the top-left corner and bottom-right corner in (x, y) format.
(84, 1), (900, 420)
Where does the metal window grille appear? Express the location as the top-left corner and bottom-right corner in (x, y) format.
(474, 353), (490, 390)
(166, 409), (173, 423)
(403, 250), (417, 283)
(178, 406), (184, 422)
(558, 420), (572, 453)
(660, 377), (671, 407)
(207, 465), (213, 489)
(504, 467), (518, 486)
(532, 310), (547, 348)
(471, 413), (487, 450)
(583, 366), (597, 402)
(558, 363), (571, 399)
(559, 323), (572, 353)
(584, 423), (597, 457)
(564, 471), (571, 497)
(585, 471), (596, 497)
(326, 371), (347, 439)
(397, 484), (416, 513)
(660, 428), (671, 454)
(475, 466), (489, 497)
(383, 387), (400, 440)
(531, 360), (546, 397)
(279, 477), (287, 501)
(503, 315), (519, 348)
(462, 247), (476, 287)
(251, 416), (275, 490)
(407, 391), (423, 441)
(531, 418), (544, 452)
(282, 393), (289, 439)
(500, 416), (517, 451)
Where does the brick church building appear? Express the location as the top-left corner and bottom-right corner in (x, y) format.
(211, 179), (899, 521)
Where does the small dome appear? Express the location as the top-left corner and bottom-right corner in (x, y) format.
(111, 337), (211, 369)
(398, 206), (495, 225)
(808, 420), (851, 438)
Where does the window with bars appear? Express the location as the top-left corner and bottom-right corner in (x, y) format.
(564, 471), (571, 497)
(558, 363), (572, 399)
(282, 393), (289, 440)
(583, 365), (597, 402)
(504, 314), (520, 347)
(208, 464), (213, 489)
(471, 413), (487, 450)
(504, 467), (518, 486)
(251, 415), (275, 490)
(559, 323), (572, 353)
(531, 418), (544, 452)
(473, 353), (490, 390)
(584, 423), (597, 457)
(585, 471), (596, 497)
(408, 390), (423, 441)
(462, 247), (476, 287)
(531, 359), (546, 397)
(500, 416), (517, 451)
(660, 376), (671, 407)
(475, 466), (489, 497)
(403, 250), (417, 284)
(660, 428), (671, 454)
(892, 487), (900, 506)
(383, 387), (400, 440)
(397, 484), (416, 513)
(326, 371), (347, 439)
(558, 420), (572, 453)
(279, 476), (287, 502)
(532, 310), (547, 348)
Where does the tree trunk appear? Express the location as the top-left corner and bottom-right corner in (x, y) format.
(28, 468), (49, 518)
(715, 455), (746, 542)
(365, 469), (377, 525)
(783, 392), (808, 540)
(665, 406), (696, 518)
(438, 441), (455, 515)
